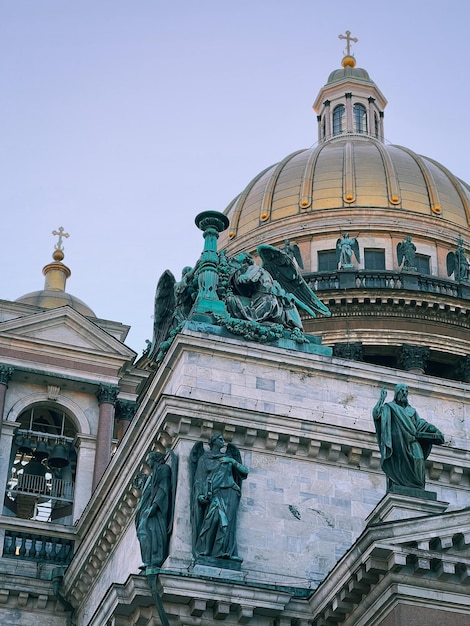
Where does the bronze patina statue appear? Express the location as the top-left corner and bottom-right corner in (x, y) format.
(134, 451), (177, 568)
(446, 237), (469, 282)
(372, 384), (444, 492)
(190, 435), (248, 563)
(336, 233), (360, 269)
(397, 235), (417, 271)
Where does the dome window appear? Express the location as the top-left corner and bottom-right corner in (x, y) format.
(354, 103), (368, 134)
(415, 254), (431, 275)
(364, 249), (385, 270)
(318, 250), (338, 271)
(333, 105), (345, 136)
(374, 112), (379, 138)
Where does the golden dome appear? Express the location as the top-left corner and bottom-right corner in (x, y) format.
(220, 135), (470, 252)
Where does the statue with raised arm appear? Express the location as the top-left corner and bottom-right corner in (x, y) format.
(190, 435), (248, 563)
(397, 235), (417, 271)
(134, 451), (177, 568)
(372, 384), (444, 492)
(336, 233), (360, 269)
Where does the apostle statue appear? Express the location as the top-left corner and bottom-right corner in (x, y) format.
(134, 451), (177, 568)
(372, 384), (444, 492)
(190, 435), (248, 563)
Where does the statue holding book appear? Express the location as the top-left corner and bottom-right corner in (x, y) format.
(372, 384), (444, 491)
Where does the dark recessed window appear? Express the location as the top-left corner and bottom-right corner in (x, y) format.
(333, 105), (345, 136)
(364, 249), (385, 270)
(318, 250), (337, 271)
(354, 103), (367, 134)
(374, 112), (379, 138)
(415, 254), (430, 274)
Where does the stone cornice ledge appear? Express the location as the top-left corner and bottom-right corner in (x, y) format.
(310, 508), (470, 625)
(87, 571), (310, 626)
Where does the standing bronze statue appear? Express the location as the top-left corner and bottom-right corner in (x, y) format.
(397, 235), (417, 271)
(372, 384), (444, 491)
(190, 435), (248, 563)
(134, 451), (177, 568)
(336, 233), (360, 269)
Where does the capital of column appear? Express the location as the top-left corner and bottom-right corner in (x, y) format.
(333, 342), (364, 361)
(0, 366), (14, 386)
(398, 344), (429, 373)
(115, 400), (137, 421)
(96, 384), (120, 406)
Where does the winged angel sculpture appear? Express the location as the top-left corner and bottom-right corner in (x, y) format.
(146, 244), (330, 360)
(190, 435), (248, 562)
(446, 238), (469, 281)
(336, 233), (360, 269)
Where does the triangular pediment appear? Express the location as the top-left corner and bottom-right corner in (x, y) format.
(0, 305), (135, 358)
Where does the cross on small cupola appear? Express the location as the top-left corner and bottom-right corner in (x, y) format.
(338, 30), (358, 68)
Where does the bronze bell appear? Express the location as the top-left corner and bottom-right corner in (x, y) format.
(47, 443), (69, 468)
(18, 436), (34, 455)
(34, 440), (49, 461)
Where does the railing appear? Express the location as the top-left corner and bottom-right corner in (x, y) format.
(305, 269), (470, 299)
(11, 474), (74, 503)
(3, 530), (74, 565)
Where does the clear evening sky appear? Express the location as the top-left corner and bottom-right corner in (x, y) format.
(0, 1), (468, 354)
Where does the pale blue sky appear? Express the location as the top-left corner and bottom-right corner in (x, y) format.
(1, 1), (469, 353)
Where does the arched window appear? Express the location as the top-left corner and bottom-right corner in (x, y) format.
(5, 405), (77, 524)
(332, 105), (345, 136)
(354, 103), (367, 134)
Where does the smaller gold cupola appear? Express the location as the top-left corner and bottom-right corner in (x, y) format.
(15, 227), (96, 317)
(313, 31), (388, 143)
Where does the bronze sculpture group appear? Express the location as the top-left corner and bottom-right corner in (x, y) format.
(135, 216), (449, 572)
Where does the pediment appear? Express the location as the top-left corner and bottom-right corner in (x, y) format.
(0, 306), (135, 358)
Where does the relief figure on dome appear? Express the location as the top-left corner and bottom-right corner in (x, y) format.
(336, 233), (360, 269)
(397, 235), (417, 271)
(372, 384), (444, 492)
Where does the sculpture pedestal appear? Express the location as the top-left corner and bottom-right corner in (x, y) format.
(190, 557), (245, 582)
(366, 490), (448, 525)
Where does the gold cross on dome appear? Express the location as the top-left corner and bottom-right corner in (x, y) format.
(338, 30), (358, 56)
(52, 226), (70, 250)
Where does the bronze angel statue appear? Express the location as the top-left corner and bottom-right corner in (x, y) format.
(397, 235), (417, 270)
(336, 233), (360, 268)
(146, 266), (197, 360)
(134, 450), (178, 568)
(281, 239), (304, 269)
(446, 237), (469, 281)
(224, 245), (330, 329)
(190, 435), (248, 562)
